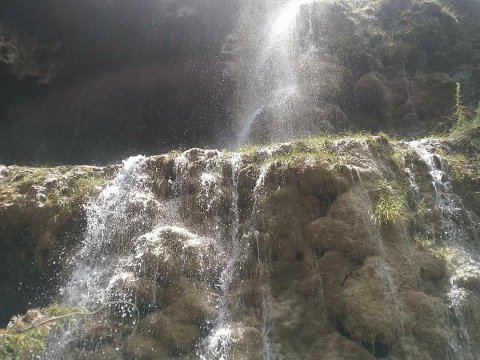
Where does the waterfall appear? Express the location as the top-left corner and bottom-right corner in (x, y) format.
(249, 164), (276, 360)
(235, 0), (317, 145)
(193, 151), (245, 359)
(50, 149), (277, 359)
(411, 140), (480, 359)
(62, 155), (162, 307)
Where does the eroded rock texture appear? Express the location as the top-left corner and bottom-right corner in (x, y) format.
(2, 131), (479, 359)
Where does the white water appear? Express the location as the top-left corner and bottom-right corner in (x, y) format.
(411, 140), (480, 359)
(62, 155), (162, 306)
(196, 152), (245, 359)
(53, 149), (277, 359)
(236, 0), (318, 145)
(250, 164), (276, 360)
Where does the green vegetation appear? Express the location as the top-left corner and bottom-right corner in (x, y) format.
(414, 235), (434, 249)
(166, 148), (182, 159)
(0, 301), (140, 360)
(388, 151), (406, 170)
(239, 131), (385, 168)
(44, 171), (106, 208)
(420, 0), (459, 20)
(454, 83), (468, 127)
(433, 144), (480, 183)
(416, 198), (427, 218)
(441, 152), (469, 182)
(434, 245), (452, 260)
(0, 166), (107, 209)
(413, 235), (452, 260)
(10, 168), (51, 194)
(0, 305), (84, 360)
(450, 83), (480, 135)
(270, 141), (340, 167)
(239, 143), (260, 158)
(375, 180), (408, 225)
(453, 105), (480, 135)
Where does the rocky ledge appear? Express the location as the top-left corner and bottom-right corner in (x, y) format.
(0, 129), (479, 359)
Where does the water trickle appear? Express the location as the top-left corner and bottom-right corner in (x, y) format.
(247, 163), (277, 360)
(51, 147), (282, 359)
(197, 152), (245, 359)
(356, 178), (405, 340)
(410, 139), (480, 359)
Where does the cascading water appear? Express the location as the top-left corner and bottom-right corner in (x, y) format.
(189, 151), (245, 359)
(62, 155), (162, 307)
(49, 148), (277, 359)
(48, 155), (162, 356)
(411, 139), (480, 359)
(244, 163), (276, 360)
(235, 0), (317, 145)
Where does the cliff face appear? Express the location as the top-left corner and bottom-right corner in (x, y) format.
(1, 0), (480, 164)
(1, 128), (479, 359)
(0, 165), (108, 326)
(0, 0), (239, 164)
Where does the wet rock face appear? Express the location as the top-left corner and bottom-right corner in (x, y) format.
(2, 134), (480, 359)
(228, 0), (480, 143)
(0, 165), (107, 326)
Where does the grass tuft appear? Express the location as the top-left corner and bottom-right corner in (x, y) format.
(375, 180), (408, 225)
(0, 305), (83, 360)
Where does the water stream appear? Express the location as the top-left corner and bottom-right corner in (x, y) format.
(236, 0), (317, 145)
(51, 149), (277, 359)
(62, 155), (162, 307)
(411, 140), (480, 359)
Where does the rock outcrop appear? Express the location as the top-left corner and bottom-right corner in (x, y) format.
(0, 165), (108, 326)
(1, 128), (479, 359)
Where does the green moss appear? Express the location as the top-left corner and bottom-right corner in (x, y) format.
(416, 198), (427, 218)
(44, 171), (106, 208)
(433, 245), (452, 260)
(388, 151), (406, 170)
(166, 149), (182, 159)
(0, 305), (85, 360)
(434, 148), (477, 182)
(239, 135), (341, 169)
(10, 168), (50, 194)
(240, 144), (261, 157)
(0, 166), (107, 210)
(445, 153), (469, 182)
(269, 145), (340, 167)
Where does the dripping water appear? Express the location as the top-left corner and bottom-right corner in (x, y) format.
(411, 139), (480, 360)
(196, 152), (245, 359)
(357, 175), (405, 341)
(244, 163), (277, 359)
(236, 0), (317, 146)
